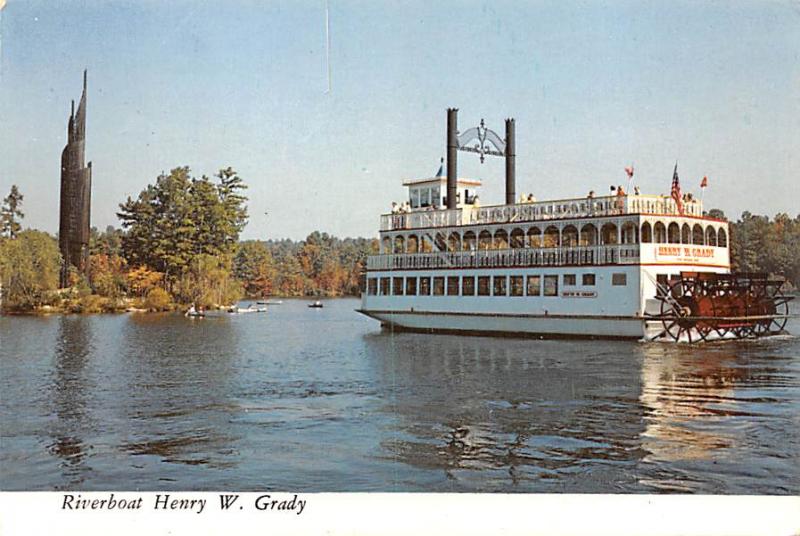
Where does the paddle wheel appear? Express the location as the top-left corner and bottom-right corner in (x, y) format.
(650, 272), (793, 342)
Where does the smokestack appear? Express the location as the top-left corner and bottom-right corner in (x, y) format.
(446, 108), (458, 209)
(505, 117), (516, 205)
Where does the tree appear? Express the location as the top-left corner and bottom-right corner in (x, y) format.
(174, 254), (243, 307)
(728, 211), (800, 288)
(87, 253), (128, 298)
(117, 166), (249, 292)
(126, 266), (163, 297)
(258, 234), (377, 297)
(1, 185), (24, 238)
(234, 241), (276, 297)
(90, 225), (124, 257)
(0, 230), (61, 310)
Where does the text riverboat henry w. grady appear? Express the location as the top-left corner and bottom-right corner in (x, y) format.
(61, 493), (307, 515)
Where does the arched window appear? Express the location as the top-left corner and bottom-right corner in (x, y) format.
(447, 232), (461, 252)
(544, 226), (560, 248)
(601, 223), (618, 245)
(478, 230), (492, 250)
(463, 231), (476, 251)
(718, 227), (728, 248)
(693, 224), (704, 245)
(681, 224), (691, 244)
(382, 236), (391, 254)
(706, 226), (718, 246)
(434, 231), (447, 251)
(527, 227), (542, 248)
(394, 235), (405, 254)
(580, 223), (598, 246)
(494, 229), (509, 249)
(510, 228), (525, 248)
(562, 225), (579, 247)
(622, 222), (638, 244)
(668, 222), (680, 244)
(641, 222), (652, 243)
(420, 235), (432, 252)
(654, 222), (667, 243)
(407, 234), (419, 253)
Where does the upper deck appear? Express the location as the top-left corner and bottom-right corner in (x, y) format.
(372, 183), (728, 272)
(381, 193), (703, 232)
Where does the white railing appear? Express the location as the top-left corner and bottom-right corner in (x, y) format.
(380, 195), (703, 231)
(380, 208), (463, 231)
(367, 245), (641, 270)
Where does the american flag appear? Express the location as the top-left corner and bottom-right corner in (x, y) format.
(671, 163), (684, 215)
(700, 176), (708, 188)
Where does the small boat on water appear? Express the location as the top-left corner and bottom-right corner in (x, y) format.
(228, 304), (268, 314)
(185, 305), (205, 318)
(308, 300), (324, 308)
(257, 300), (283, 305)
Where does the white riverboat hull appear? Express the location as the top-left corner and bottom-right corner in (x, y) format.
(359, 309), (645, 339)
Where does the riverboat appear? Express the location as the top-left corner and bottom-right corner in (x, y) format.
(357, 109), (791, 342)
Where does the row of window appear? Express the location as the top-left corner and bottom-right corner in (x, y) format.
(367, 272), (627, 297)
(381, 222), (727, 253)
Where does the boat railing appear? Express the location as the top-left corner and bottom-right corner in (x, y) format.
(366, 244), (641, 270)
(380, 195), (703, 231)
(380, 208), (463, 232)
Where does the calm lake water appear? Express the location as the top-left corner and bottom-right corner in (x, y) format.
(1, 298), (798, 493)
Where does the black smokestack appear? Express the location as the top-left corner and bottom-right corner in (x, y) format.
(505, 117), (516, 205)
(446, 108), (458, 209)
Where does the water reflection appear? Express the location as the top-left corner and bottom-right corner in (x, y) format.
(636, 341), (796, 492)
(116, 314), (241, 473)
(640, 345), (744, 462)
(49, 316), (95, 488)
(364, 332), (647, 491)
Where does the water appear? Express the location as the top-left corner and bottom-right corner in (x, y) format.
(1, 299), (798, 493)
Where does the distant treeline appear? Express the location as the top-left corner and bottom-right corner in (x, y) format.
(0, 170), (376, 312)
(727, 211), (800, 288)
(0, 174), (798, 313)
(235, 234), (377, 298)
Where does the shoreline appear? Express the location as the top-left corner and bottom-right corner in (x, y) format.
(0, 294), (361, 316)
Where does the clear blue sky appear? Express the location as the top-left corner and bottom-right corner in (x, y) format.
(1, 0), (798, 240)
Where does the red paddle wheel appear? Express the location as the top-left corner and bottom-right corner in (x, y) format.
(651, 272), (793, 342)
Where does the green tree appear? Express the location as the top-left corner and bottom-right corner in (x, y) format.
(0, 230), (61, 310)
(1, 185), (24, 239)
(727, 211), (800, 288)
(90, 225), (124, 257)
(174, 254), (243, 307)
(117, 166), (249, 293)
(234, 240), (276, 297)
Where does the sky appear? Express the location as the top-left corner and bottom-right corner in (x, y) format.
(1, 0), (798, 240)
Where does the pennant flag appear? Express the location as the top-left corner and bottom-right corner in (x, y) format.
(435, 157), (445, 178)
(625, 166), (634, 179)
(610, 185), (616, 192)
(671, 163), (684, 215)
(700, 176), (708, 188)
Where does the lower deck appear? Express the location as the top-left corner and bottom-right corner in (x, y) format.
(360, 264), (730, 338)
